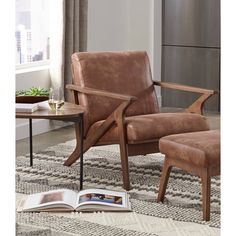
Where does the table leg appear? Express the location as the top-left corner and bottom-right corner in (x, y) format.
(79, 114), (84, 190)
(29, 118), (33, 166)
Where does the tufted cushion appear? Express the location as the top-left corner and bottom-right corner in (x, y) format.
(87, 113), (210, 143)
(159, 130), (220, 167)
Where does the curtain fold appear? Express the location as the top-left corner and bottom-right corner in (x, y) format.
(49, 0), (88, 101)
(64, 0), (88, 102)
(49, 0), (65, 89)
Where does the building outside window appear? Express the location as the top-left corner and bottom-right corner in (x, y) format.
(15, 0), (50, 65)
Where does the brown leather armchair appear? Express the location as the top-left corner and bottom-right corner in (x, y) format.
(64, 51), (217, 191)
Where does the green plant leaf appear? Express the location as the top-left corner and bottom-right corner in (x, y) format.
(16, 87), (50, 96)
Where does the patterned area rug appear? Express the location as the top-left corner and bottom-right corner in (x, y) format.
(16, 140), (220, 235)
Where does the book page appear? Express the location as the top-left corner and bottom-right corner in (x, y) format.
(23, 189), (78, 211)
(37, 101), (50, 110)
(76, 189), (128, 210)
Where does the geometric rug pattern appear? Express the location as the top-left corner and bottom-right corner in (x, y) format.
(16, 140), (220, 235)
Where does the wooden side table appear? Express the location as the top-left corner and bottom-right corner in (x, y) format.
(16, 101), (85, 190)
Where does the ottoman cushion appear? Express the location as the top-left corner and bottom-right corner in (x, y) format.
(159, 130), (220, 168)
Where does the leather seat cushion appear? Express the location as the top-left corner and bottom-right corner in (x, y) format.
(159, 130), (220, 167)
(86, 113), (210, 143)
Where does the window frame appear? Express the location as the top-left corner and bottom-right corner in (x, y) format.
(15, 0), (50, 69)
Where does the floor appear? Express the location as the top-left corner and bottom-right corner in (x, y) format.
(15, 108), (220, 235)
(16, 108), (220, 156)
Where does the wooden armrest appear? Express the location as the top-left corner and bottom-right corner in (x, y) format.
(64, 85), (136, 167)
(153, 80), (218, 115)
(153, 81), (218, 95)
(66, 84), (137, 101)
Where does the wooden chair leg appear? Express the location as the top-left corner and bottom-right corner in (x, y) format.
(64, 123), (82, 166)
(201, 168), (211, 221)
(157, 158), (172, 202)
(116, 116), (130, 191)
(119, 140), (130, 191)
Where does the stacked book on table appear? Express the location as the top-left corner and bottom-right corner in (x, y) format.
(15, 103), (39, 113)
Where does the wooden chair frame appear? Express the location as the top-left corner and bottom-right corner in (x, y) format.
(157, 155), (220, 221)
(64, 80), (217, 190)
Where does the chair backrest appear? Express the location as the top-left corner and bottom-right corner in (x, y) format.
(71, 51), (160, 133)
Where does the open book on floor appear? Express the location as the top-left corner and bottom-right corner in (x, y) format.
(17, 188), (131, 212)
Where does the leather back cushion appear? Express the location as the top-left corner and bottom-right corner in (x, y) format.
(71, 51), (160, 133)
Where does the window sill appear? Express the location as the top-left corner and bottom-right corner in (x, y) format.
(15, 61), (50, 75)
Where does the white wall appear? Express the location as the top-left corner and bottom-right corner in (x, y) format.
(15, 68), (51, 90)
(153, 0), (162, 101)
(88, 0), (127, 51)
(88, 0), (162, 101)
(16, 69), (69, 140)
(125, 0), (153, 58)
(88, 0), (154, 59)
(16, 68), (52, 140)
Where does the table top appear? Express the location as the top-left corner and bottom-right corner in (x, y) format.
(16, 101), (84, 119)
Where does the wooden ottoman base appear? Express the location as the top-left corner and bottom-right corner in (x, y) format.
(157, 130), (220, 221)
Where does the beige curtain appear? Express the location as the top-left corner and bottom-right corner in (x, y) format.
(49, 0), (65, 89)
(49, 0), (88, 101)
(64, 0), (88, 101)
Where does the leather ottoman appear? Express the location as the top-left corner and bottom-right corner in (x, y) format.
(157, 130), (220, 221)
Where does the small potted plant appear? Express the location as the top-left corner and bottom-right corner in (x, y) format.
(16, 87), (50, 103)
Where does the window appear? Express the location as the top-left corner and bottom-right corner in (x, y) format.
(15, 0), (50, 66)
